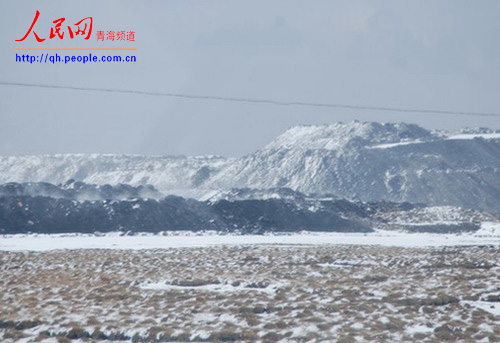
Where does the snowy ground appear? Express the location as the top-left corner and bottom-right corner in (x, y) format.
(1, 245), (499, 343)
(1, 229), (499, 342)
(1, 224), (500, 252)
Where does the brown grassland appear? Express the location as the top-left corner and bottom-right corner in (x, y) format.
(1, 245), (499, 342)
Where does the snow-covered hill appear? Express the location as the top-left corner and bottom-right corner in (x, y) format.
(207, 122), (500, 211)
(0, 154), (230, 199)
(264, 122), (435, 151)
(1, 122), (499, 211)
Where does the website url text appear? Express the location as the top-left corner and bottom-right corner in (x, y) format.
(15, 53), (136, 64)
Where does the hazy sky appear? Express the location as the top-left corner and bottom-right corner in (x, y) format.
(1, 0), (499, 157)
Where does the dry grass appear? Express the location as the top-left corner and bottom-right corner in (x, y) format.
(0, 245), (499, 342)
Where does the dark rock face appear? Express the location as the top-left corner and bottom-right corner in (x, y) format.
(212, 199), (370, 233)
(0, 182), (372, 234)
(0, 195), (219, 234)
(1, 182), (496, 235)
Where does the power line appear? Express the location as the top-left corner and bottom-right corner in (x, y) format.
(1, 81), (499, 118)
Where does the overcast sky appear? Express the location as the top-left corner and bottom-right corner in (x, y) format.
(1, 0), (499, 157)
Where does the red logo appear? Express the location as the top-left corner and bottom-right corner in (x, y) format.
(16, 11), (92, 42)
(16, 11), (135, 43)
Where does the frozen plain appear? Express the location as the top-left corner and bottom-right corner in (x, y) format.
(1, 223), (500, 251)
(1, 225), (499, 343)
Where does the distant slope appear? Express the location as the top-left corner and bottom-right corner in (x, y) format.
(0, 154), (230, 199)
(1, 122), (499, 211)
(207, 122), (500, 211)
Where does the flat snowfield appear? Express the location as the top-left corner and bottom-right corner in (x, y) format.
(1, 225), (500, 251)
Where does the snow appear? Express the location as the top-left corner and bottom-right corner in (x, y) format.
(447, 133), (500, 140)
(1, 228), (499, 252)
(464, 301), (500, 316)
(1, 122), (499, 212)
(368, 132), (500, 149)
(264, 122), (432, 151)
(367, 140), (425, 149)
(0, 153), (230, 196)
(406, 324), (433, 334)
(368, 133), (500, 150)
(2, 241), (498, 342)
(476, 222), (500, 236)
(369, 133), (500, 150)
(318, 260), (372, 268)
(139, 280), (283, 295)
(204, 122), (500, 212)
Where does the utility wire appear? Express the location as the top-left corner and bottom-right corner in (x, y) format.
(1, 81), (499, 118)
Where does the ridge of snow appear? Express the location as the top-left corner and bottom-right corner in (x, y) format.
(0, 153), (231, 196)
(264, 121), (434, 151)
(368, 132), (500, 150)
(446, 133), (500, 140)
